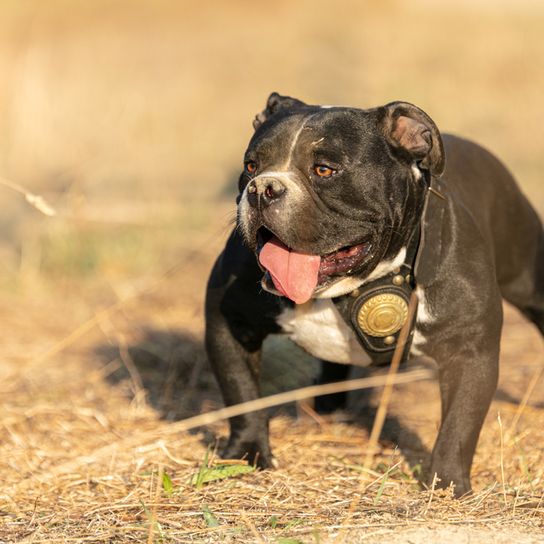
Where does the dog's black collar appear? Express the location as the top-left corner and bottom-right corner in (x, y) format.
(333, 169), (446, 365)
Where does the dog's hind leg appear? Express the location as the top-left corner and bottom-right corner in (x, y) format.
(526, 227), (544, 335)
(501, 227), (544, 336)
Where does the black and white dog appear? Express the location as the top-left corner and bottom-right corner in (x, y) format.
(205, 93), (543, 496)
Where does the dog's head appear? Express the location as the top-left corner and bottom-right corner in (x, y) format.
(237, 93), (445, 304)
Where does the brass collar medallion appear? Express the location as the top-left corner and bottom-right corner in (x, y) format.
(357, 293), (409, 337)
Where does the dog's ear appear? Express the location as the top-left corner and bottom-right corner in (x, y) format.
(253, 92), (307, 130)
(380, 102), (445, 176)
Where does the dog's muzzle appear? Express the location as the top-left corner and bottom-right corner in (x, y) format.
(247, 177), (286, 208)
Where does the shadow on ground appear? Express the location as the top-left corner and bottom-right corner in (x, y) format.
(95, 328), (222, 421)
(94, 325), (543, 484)
(494, 388), (544, 409)
(94, 328), (438, 479)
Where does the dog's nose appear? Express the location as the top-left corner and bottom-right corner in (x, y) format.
(247, 177), (286, 208)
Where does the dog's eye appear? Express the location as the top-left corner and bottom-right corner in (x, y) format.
(313, 164), (336, 178)
(244, 161), (257, 174)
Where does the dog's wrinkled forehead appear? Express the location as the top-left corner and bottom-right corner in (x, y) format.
(245, 107), (374, 168)
(245, 93), (446, 177)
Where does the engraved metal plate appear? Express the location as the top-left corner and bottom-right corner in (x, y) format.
(356, 293), (408, 337)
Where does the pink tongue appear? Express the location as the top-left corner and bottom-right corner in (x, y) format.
(259, 236), (321, 304)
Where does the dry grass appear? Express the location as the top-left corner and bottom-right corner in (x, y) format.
(1, 1), (544, 542)
(0, 259), (542, 542)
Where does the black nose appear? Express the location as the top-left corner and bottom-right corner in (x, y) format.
(247, 177), (286, 208)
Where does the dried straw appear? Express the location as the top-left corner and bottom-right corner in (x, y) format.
(0, 175), (56, 216)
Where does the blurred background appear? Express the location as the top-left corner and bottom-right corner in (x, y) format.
(0, 0), (542, 309)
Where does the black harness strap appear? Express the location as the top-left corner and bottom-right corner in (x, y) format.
(334, 169), (446, 366)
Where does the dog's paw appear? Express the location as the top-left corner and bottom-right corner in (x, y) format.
(426, 471), (472, 499)
(221, 439), (274, 469)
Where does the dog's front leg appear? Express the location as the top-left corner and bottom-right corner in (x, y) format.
(429, 340), (500, 497)
(205, 287), (273, 468)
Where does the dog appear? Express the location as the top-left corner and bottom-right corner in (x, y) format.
(205, 93), (544, 496)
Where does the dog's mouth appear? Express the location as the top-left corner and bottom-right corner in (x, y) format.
(256, 227), (372, 304)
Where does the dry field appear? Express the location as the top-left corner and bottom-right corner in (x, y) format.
(1, 1), (543, 542)
(1, 261), (543, 543)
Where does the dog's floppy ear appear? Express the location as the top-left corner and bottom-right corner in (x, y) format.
(380, 101), (445, 176)
(253, 92), (307, 130)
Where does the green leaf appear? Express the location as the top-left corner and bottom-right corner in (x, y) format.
(193, 447), (211, 490)
(162, 471), (173, 497)
(276, 538), (304, 544)
(268, 515), (279, 528)
(284, 519), (304, 530)
(374, 470), (390, 505)
(139, 499), (151, 518)
(202, 505), (220, 527)
(191, 463), (255, 486)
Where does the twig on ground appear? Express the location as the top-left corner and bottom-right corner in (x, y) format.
(117, 332), (147, 409)
(363, 291), (420, 470)
(507, 358), (544, 438)
(335, 290), (419, 543)
(146, 464), (163, 544)
(240, 512), (266, 543)
(422, 472), (439, 516)
(498, 412), (508, 507)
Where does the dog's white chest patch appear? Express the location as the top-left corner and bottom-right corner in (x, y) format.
(276, 299), (371, 366)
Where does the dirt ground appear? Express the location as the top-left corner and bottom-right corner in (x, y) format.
(0, 229), (542, 542)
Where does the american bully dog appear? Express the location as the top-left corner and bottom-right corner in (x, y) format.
(205, 93), (544, 496)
